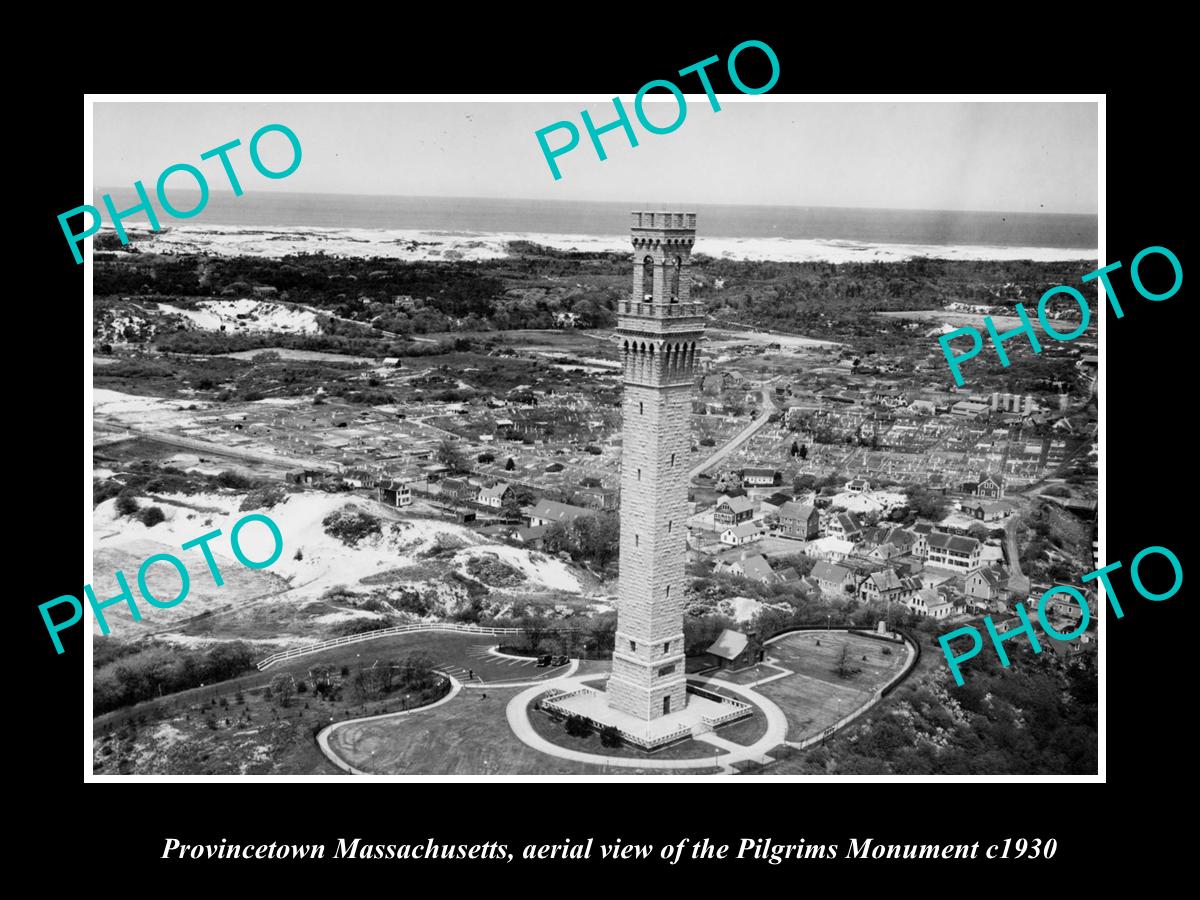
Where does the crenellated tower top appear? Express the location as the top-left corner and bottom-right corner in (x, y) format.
(618, 210), (704, 388)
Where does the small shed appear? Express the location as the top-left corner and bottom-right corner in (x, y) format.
(706, 629), (763, 670)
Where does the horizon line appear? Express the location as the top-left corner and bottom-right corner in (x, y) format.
(90, 187), (1098, 219)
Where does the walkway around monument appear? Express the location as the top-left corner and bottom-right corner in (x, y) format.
(312, 628), (918, 775)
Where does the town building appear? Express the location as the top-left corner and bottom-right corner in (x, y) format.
(961, 499), (1007, 521)
(572, 485), (619, 511)
(926, 533), (982, 572)
(476, 483), (512, 509)
(776, 501), (819, 540)
(975, 473), (1005, 499)
(965, 566), (1010, 606)
(951, 399), (991, 419)
(376, 479), (412, 507)
(825, 511), (865, 542)
(908, 587), (953, 619)
(705, 629), (763, 670)
(527, 498), (592, 528)
(721, 522), (765, 546)
(713, 494), (756, 527)
(439, 477), (477, 504)
(721, 553), (776, 583)
(742, 467), (781, 487)
(811, 560), (856, 595)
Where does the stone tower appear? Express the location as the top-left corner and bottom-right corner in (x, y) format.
(607, 211), (704, 721)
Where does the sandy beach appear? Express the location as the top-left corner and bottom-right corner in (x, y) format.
(99, 223), (1098, 265)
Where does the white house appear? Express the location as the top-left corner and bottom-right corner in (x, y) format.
(907, 588), (953, 619)
(477, 483), (511, 509)
(721, 522), (765, 546)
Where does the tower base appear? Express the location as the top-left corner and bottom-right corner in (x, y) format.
(543, 684), (733, 751)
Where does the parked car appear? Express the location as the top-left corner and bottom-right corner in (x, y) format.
(551, 655), (568, 667)
(536, 654), (552, 667)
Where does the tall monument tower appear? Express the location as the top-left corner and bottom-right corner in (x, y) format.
(607, 211), (705, 721)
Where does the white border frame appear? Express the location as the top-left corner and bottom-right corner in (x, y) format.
(83, 92), (1105, 784)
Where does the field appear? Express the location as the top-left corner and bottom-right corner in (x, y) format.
(757, 631), (910, 743)
(261, 631), (595, 687)
(325, 686), (720, 776)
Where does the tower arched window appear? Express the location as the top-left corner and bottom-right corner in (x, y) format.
(671, 256), (682, 301)
(643, 256), (654, 303)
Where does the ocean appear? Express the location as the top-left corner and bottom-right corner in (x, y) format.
(95, 189), (1095, 246)
(91, 190), (1099, 264)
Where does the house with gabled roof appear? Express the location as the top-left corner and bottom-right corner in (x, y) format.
(825, 511), (864, 542)
(811, 560), (856, 595)
(976, 473), (1005, 498)
(926, 532), (982, 573)
(907, 587), (953, 619)
(721, 553), (777, 583)
(705, 628), (763, 670)
(777, 501), (819, 539)
(965, 566), (1010, 606)
(721, 522), (766, 547)
(476, 483), (512, 509)
(713, 494), (756, 527)
(527, 498), (591, 527)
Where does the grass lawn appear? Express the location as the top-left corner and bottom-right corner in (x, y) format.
(754, 632), (912, 744)
(526, 706), (717, 761)
(326, 689), (721, 775)
(758, 675), (868, 744)
(767, 631), (906, 693)
(709, 707), (768, 746)
(262, 631), (578, 687)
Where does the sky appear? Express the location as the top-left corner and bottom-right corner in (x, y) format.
(93, 100), (1098, 214)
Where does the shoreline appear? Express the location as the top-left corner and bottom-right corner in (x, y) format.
(97, 223), (1098, 266)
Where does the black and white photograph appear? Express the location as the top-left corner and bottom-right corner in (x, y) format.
(82, 97), (1101, 779)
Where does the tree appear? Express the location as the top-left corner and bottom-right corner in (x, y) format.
(501, 485), (535, 521)
(834, 645), (861, 679)
(520, 613), (550, 653)
(903, 485), (949, 523)
(308, 664), (333, 693)
(968, 523), (991, 542)
(790, 440), (800, 457)
(799, 444), (809, 460)
(600, 725), (623, 748)
(436, 439), (465, 473)
(269, 673), (295, 707)
(504, 457), (516, 471)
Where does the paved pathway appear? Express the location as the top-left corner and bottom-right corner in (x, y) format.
(316, 672), (463, 775)
(505, 674), (787, 771)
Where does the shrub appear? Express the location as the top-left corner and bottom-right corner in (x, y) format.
(215, 470), (255, 489)
(240, 486), (287, 511)
(115, 492), (140, 517)
(94, 479), (124, 507)
(565, 715), (593, 738)
(322, 505), (382, 545)
(138, 506), (166, 527)
(600, 725), (622, 748)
